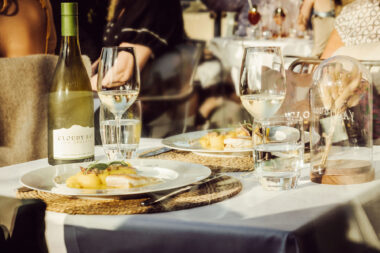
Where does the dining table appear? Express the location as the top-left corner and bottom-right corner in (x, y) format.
(1, 138), (380, 253)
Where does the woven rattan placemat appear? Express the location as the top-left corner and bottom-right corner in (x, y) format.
(142, 150), (254, 173)
(17, 175), (241, 215)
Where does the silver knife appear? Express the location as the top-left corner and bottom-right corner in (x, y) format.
(138, 147), (172, 158)
(140, 174), (223, 206)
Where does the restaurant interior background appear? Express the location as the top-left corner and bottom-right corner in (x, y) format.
(145, 0), (312, 138)
(2, 1), (380, 252)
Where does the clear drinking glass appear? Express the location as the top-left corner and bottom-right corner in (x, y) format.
(100, 100), (142, 160)
(239, 46), (286, 123)
(254, 116), (304, 190)
(97, 46), (140, 159)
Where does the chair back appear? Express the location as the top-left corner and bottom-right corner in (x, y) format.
(139, 39), (205, 137)
(288, 57), (322, 74)
(289, 58), (380, 90)
(0, 54), (91, 166)
(0, 55), (57, 166)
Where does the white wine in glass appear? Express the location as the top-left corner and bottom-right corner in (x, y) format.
(97, 47), (140, 159)
(239, 47), (286, 122)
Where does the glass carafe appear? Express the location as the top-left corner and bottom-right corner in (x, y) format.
(309, 56), (373, 184)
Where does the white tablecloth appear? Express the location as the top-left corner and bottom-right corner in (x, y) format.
(208, 37), (314, 94)
(209, 37), (313, 68)
(1, 138), (380, 253)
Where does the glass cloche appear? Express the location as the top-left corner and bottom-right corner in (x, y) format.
(309, 56), (374, 184)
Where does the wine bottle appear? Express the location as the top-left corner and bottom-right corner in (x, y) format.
(48, 2), (94, 165)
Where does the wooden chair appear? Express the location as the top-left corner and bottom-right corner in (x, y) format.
(139, 39), (205, 137)
(288, 57), (323, 74)
(289, 57), (380, 76)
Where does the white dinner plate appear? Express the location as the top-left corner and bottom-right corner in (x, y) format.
(20, 159), (211, 197)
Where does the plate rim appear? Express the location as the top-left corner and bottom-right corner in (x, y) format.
(20, 159), (211, 197)
(162, 128), (312, 154)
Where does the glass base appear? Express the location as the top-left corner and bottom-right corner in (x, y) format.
(103, 144), (138, 160)
(259, 174), (299, 191)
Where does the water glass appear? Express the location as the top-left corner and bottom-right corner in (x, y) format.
(253, 116), (304, 190)
(100, 100), (142, 160)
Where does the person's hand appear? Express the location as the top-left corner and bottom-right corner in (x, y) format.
(199, 96), (224, 119)
(91, 51), (135, 90)
(103, 51), (135, 88)
(91, 42), (152, 91)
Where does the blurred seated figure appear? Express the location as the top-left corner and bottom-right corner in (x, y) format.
(0, 0), (57, 165)
(297, 0), (340, 57)
(50, 0), (108, 62)
(320, 0), (380, 142)
(89, 0), (201, 139)
(0, 0), (56, 57)
(90, 0), (186, 89)
(321, 0), (380, 59)
(139, 39), (205, 137)
(320, 0), (380, 93)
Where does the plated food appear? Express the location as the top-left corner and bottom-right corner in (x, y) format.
(65, 161), (160, 190)
(199, 125), (252, 151)
(162, 124), (313, 157)
(162, 126), (255, 155)
(20, 159), (211, 197)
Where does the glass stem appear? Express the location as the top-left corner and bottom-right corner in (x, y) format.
(115, 115), (122, 159)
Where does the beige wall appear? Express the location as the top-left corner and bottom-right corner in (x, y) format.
(183, 12), (237, 42)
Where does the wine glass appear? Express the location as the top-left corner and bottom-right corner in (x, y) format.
(239, 46), (286, 178)
(239, 46), (286, 123)
(97, 46), (140, 160)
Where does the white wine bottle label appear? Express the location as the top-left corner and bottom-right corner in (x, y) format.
(53, 125), (94, 159)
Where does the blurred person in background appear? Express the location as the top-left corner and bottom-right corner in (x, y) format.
(86, 0), (186, 90)
(297, 0), (341, 57)
(0, 0), (56, 57)
(321, 0), (380, 59)
(51, 0), (108, 62)
(53, 0), (187, 138)
(320, 0), (380, 141)
(51, 0), (186, 83)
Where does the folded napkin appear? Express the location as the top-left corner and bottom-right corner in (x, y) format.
(0, 196), (22, 239)
(0, 195), (47, 252)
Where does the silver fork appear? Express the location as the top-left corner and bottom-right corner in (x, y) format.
(140, 174), (224, 206)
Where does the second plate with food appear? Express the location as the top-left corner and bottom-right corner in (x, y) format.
(162, 128), (253, 155)
(162, 128), (314, 157)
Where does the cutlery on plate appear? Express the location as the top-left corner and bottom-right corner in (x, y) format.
(138, 147), (172, 158)
(140, 174), (223, 206)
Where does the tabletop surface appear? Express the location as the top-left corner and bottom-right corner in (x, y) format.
(1, 138), (380, 253)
